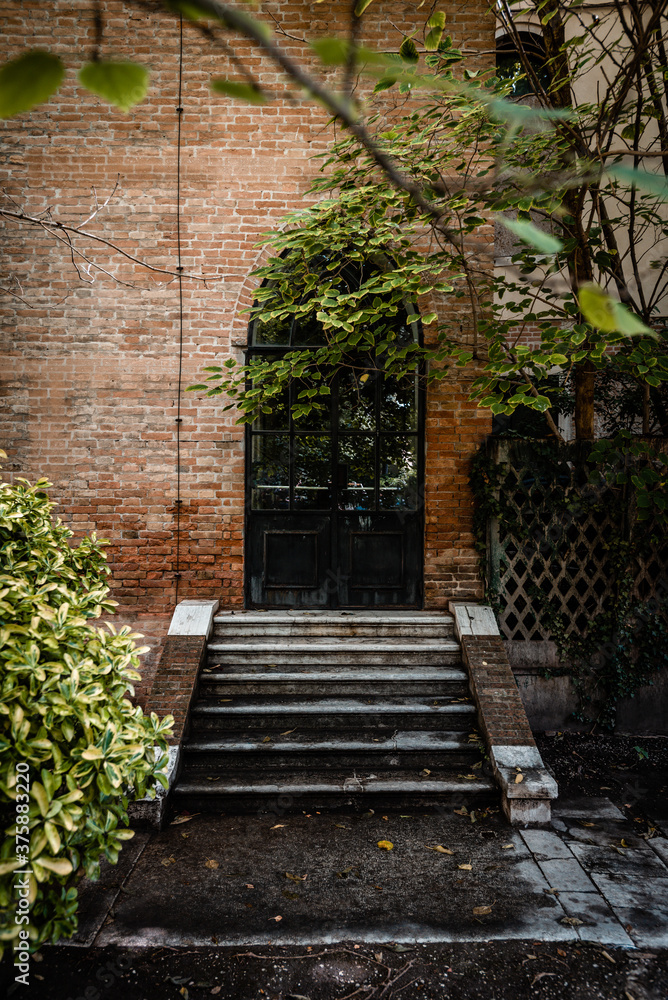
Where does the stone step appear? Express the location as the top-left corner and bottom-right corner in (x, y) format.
(172, 768), (497, 814)
(189, 698), (476, 733)
(180, 750), (482, 775)
(184, 729), (477, 754)
(198, 667), (469, 697)
(206, 639), (461, 668)
(211, 612), (455, 639)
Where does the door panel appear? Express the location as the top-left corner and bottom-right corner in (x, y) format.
(248, 514), (331, 607)
(336, 514), (422, 606)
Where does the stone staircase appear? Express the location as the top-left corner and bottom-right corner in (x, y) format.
(172, 611), (497, 813)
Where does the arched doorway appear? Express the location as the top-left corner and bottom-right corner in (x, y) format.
(244, 270), (425, 608)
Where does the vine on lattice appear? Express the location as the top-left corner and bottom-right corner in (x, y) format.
(472, 434), (668, 728)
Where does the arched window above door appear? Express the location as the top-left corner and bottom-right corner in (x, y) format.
(248, 256), (421, 350)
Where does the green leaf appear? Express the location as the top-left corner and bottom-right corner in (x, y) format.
(425, 11), (446, 50)
(578, 283), (654, 337)
(355, 0), (375, 13)
(78, 61), (149, 113)
(608, 164), (668, 201)
(497, 217), (563, 254)
(532, 395), (552, 412)
(311, 37), (350, 66)
(399, 37), (419, 63)
(211, 78), (266, 104)
(0, 50), (65, 118)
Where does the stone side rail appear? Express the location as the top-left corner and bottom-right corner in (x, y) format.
(129, 599), (219, 828)
(449, 601), (558, 826)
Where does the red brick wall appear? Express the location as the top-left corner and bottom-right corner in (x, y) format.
(0, 0), (494, 610)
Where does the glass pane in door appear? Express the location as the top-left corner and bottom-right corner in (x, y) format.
(251, 435), (290, 509)
(379, 435), (418, 509)
(293, 435), (332, 509)
(381, 374), (418, 431)
(338, 435), (375, 510)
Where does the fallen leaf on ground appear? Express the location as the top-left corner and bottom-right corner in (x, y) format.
(625, 992), (637, 1000)
(601, 950), (616, 964)
(531, 972), (557, 985)
(421, 769), (431, 776)
(171, 813), (198, 825)
(374, 952), (382, 962)
(515, 773), (524, 784)
(501, 843), (515, 850)
(336, 866), (361, 878)
(204, 858), (219, 869)
(560, 916), (583, 926)
(270, 915), (282, 922)
(282, 890), (300, 900)
(426, 845), (454, 854)
(472, 904), (493, 915)
(285, 872), (307, 883)
(180, 989), (189, 999)
(382, 815), (389, 820)
(620, 839), (629, 848)
(458, 863), (473, 871)
(454, 807), (468, 816)
(579, 821), (596, 828)
(211, 989), (221, 996)
(161, 856), (176, 867)
(245, 884), (254, 889)
(280, 728), (296, 736)
(544, 888), (560, 896)
(400, 815), (413, 819)
(270, 824), (285, 829)
(334, 823), (349, 829)
(557, 949), (567, 957)
(377, 840), (394, 850)
(472, 761), (483, 769)
(205, 776), (220, 782)
(181, 832), (189, 839)
(262, 736), (271, 743)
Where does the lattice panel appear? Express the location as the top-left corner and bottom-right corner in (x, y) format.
(487, 444), (668, 642)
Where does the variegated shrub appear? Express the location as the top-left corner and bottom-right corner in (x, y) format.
(0, 473), (173, 953)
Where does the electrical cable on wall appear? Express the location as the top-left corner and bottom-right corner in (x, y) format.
(174, 13), (184, 604)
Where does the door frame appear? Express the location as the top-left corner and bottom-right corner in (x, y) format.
(242, 360), (426, 609)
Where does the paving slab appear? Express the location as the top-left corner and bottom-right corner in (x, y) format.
(649, 837), (668, 867)
(552, 797), (626, 822)
(589, 874), (668, 947)
(568, 843), (668, 877)
(536, 858), (597, 893)
(557, 891), (634, 946)
(521, 829), (575, 859)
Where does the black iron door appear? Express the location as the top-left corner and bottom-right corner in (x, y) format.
(246, 364), (424, 608)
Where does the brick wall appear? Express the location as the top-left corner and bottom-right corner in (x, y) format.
(0, 0), (494, 610)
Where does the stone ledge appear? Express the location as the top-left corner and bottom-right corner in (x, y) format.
(449, 600), (558, 826)
(130, 600), (218, 828)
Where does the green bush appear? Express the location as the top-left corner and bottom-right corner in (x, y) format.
(0, 474), (173, 954)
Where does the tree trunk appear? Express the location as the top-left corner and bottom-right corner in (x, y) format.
(574, 361), (596, 439)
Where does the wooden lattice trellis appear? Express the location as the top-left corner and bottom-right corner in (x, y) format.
(485, 439), (668, 641)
